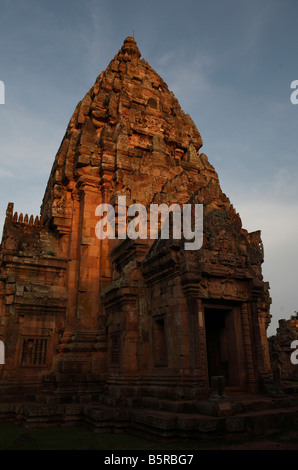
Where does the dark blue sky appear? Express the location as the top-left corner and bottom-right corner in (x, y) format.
(0, 0), (297, 333)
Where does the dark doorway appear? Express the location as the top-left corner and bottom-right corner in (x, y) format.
(204, 307), (245, 387)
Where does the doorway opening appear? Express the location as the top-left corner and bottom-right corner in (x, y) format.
(204, 306), (245, 388)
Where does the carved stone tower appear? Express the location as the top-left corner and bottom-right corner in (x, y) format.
(0, 37), (272, 405)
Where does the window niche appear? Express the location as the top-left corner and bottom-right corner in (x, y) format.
(21, 338), (47, 366)
(153, 316), (167, 367)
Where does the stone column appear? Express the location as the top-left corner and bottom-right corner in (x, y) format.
(104, 287), (138, 398)
(197, 298), (208, 388)
(241, 302), (257, 389)
(75, 179), (101, 334)
(181, 272), (209, 395)
(59, 189), (80, 346)
(122, 295), (138, 375)
(56, 176), (109, 376)
(250, 299), (273, 386)
(258, 310), (272, 372)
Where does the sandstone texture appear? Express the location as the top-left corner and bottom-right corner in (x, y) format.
(0, 37), (273, 408)
(269, 317), (298, 382)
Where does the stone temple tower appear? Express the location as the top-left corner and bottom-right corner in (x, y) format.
(0, 37), (272, 408)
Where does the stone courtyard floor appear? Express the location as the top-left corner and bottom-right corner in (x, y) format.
(0, 423), (298, 450)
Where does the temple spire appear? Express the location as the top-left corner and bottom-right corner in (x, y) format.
(121, 36), (141, 58)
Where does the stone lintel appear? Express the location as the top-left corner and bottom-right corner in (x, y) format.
(5, 256), (67, 270)
(76, 175), (100, 194)
(110, 238), (151, 271)
(103, 286), (138, 310)
(180, 272), (202, 298)
(15, 304), (66, 315)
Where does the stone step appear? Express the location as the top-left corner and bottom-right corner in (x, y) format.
(84, 400), (298, 438)
(1, 395), (298, 439)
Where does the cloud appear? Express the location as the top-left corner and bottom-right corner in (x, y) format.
(0, 168), (13, 178)
(155, 47), (216, 99)
(229, 166), (298, 336)
(0, 103), (62, 175)
(0, 99), (67, 232)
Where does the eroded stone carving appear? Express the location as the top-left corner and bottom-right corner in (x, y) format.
(0, 37), (272, 406)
